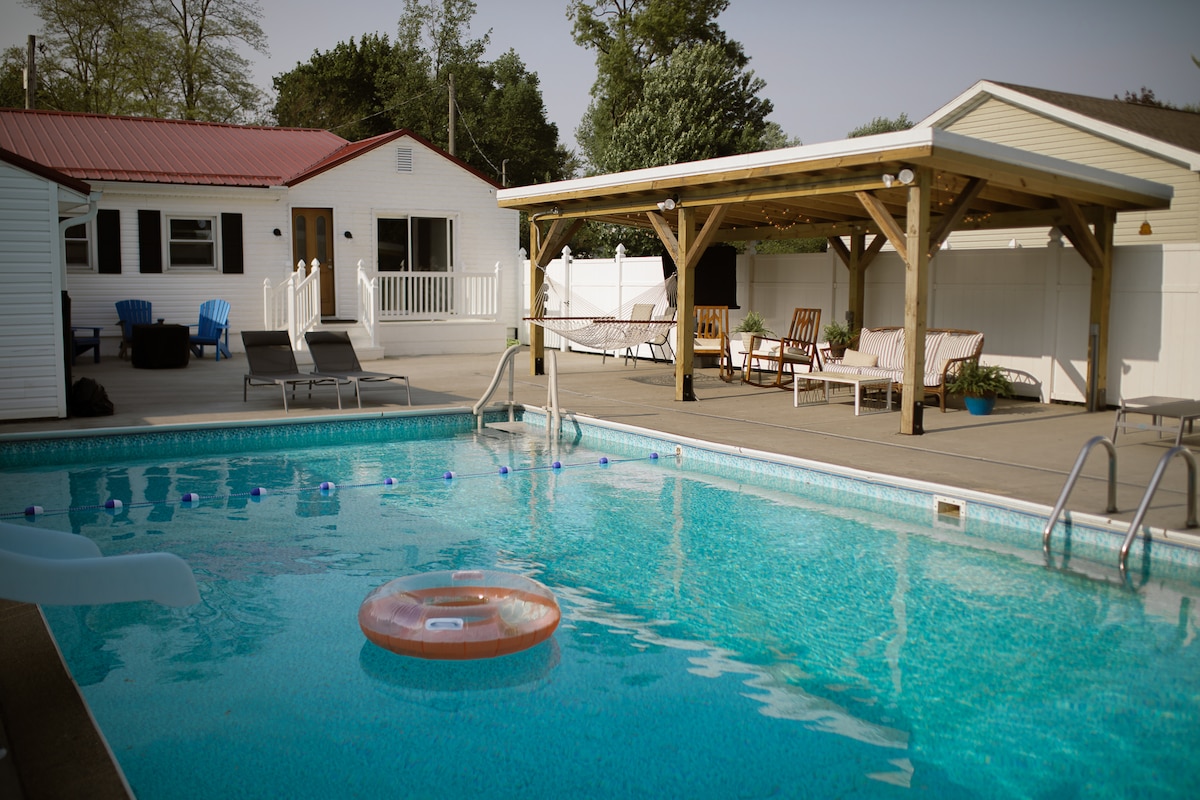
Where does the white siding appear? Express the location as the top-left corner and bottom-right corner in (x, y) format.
(288, 137), (519, 324)
(942, 98), (1200, 249)
(64, 136), (519, 358)
(0, 162), (66, 420)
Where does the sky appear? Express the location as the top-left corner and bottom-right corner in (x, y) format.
(3, 0), (1199, 152)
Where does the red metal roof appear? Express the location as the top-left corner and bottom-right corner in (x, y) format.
(0, 109), (349, 187)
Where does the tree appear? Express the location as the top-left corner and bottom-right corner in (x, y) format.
(847, 112), (913, 138)
(273, 34), (398, 141)
(570, 0), (751, 174)
(19, 0), (267, 121)
(605, 41), (773, 170)
(0, 47), (29, 108)
(1115, 87), (1168, 107)
(273, 0), (573, 188)
(150, 0), (268, 121)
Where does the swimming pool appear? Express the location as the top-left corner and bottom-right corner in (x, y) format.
(4, 412), (1200, 798)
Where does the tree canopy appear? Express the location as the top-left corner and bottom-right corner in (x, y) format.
(13, 0), (268, 122)
(272, 0), (573, 188)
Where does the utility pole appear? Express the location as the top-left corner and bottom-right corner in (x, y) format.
(25, 35), (36, 110)
(447, 74), (456, 156)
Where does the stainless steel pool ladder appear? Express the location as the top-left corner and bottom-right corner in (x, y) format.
(472, 344), (561, 435)
(1043, 435), (1199, 575)
(1118, 446), (1197, 578)
(473, 343), (521, 430)
(1042, 435), (1118, 555)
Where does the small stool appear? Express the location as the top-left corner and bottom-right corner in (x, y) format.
(71, 326), (101, 364)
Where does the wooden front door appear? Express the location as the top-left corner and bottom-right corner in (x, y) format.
(291, 208), (336, 317)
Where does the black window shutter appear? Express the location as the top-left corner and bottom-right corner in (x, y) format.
(97, 209), (121, 273)
(138, 210), (162, 273)
(221, 212), (244, 274)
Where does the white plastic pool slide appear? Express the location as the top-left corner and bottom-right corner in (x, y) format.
(0, 521), (199, 607)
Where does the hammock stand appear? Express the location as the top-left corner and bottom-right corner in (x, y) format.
(526, 271), (678, 361)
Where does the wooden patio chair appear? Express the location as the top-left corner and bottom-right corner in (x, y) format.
(743, 308), (822, 388)
(693, 305), (734, 381)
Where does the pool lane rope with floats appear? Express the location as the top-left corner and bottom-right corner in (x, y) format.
(4, 452), (664, 520)
(358, 569), (561, 660)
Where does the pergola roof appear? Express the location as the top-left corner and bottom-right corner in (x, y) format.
(497, 127), (1171, 242)
(499, 126), (1174, 428)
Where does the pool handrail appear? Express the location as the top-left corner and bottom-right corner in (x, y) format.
(1042, 435), (1118, 554)
(473, 343), (522, 429)
(1118, 445), (1199, 580)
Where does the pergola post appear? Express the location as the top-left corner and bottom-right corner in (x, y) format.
(675, 207), (697, 401)
(1087, 209), (1116, 410)
(901, 168), (932, 435)
(528, 218), (544, 375)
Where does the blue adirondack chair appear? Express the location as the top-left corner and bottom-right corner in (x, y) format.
(189, 299), (232, 361)
(114, 299), (155, 360)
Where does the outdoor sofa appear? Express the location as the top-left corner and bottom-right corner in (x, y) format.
(820, 326), (984, 412)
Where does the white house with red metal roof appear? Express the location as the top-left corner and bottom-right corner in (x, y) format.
(0, 109), (520, 418)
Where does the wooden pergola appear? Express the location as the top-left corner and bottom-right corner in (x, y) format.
(497, 128), (1172, 434)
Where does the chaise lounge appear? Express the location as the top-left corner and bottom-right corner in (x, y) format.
(242, 331), (344, 412)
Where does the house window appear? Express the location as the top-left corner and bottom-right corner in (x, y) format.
(167, 215), (218, 269)
(376, 216), (454, 272)
(61, 217), (93, 271)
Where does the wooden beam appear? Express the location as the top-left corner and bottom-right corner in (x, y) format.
(675, 206), (698, 401)
(646, 211), (679, 265)
(528, 217), (545, 375)
(682, 204), (729, 272)
(532, 217), (584, 267)
(900, 168), (932, 435)
(929, 176), (986, 256)
(1086, 209), (1116, 410)
(1055, 197), (1106, 272)
(856, 191), (908, 262)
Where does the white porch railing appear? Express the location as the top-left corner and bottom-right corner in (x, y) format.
(374, 266), (500, 321)
(357, 260), (379, 348)
(262, 260), (321, 349)
(266, 261), (500, 347)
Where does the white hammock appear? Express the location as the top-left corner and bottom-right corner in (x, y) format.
(527, 272), (678, 352)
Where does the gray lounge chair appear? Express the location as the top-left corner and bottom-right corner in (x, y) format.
(242, 331), (343, 412)
(305, 331), (411, 407)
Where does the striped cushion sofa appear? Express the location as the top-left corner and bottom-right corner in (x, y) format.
(823, 327), (984, 412)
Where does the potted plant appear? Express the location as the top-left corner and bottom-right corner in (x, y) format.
(822, 321), (854, 359)
(733, 311), (774, 346)
(946, 360), (1013, 415)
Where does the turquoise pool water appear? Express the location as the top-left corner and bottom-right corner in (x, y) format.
(4, 415), (1200, 798)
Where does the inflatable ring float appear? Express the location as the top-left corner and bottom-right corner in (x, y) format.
(358, 570), (561, 660)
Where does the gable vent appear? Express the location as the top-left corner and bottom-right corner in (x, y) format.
(396, 147), (413, 172)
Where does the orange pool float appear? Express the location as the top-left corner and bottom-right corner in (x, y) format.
(358, 570), (561, 660)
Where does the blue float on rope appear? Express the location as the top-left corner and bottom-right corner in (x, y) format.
(250, 487), (267, 496)
(181, 492), (200, 503)
(320, 481), (336, 491)
(443, 471), (456, 480)
(551, 461), (562, 470)
(498, 466), (510, 475)
(104, 498), (123, 510)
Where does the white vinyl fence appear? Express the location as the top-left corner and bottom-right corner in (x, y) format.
(522, 235), (1200, 405)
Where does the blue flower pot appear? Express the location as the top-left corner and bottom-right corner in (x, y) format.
(964, 395), (997, 416)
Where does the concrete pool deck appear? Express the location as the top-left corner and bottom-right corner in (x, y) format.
(3, 347), (1200, 797)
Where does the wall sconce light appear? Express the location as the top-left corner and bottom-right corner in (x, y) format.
(273, 228), (282, 237)
(656, 197), (677, 212)
(1139, 219), (1153, 235)
(897, 168), (915, 185)
(881, 174), (895, 188)
(343, 231), (353, 239)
